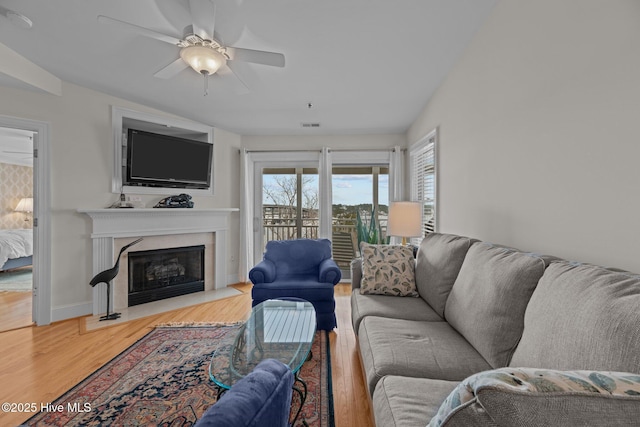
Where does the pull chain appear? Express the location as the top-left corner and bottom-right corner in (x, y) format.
(203, 72), (209, 96)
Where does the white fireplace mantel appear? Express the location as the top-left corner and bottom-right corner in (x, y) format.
(79, 208), (238, 315)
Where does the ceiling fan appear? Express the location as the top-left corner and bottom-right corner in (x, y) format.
(97, 0), (285, 95)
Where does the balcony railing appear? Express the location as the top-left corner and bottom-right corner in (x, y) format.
(262, 218), (391, 273)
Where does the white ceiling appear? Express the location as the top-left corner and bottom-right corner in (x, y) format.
(0, 0), (496, 136)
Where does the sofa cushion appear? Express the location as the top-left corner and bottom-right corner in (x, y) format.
(358, 316), (492, 396)
(428, 367), (640, 427)
(414, 233), (476, 317)
(373, 376), (459, 427)
(510, 261), (640, 372)
(444, 242), (553, 368)
(351, 289), (443, 335)
(360, 243), (418, 297)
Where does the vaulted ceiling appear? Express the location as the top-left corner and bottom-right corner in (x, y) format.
(0, 0), (496, 135)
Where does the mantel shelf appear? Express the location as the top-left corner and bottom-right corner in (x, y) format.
(78, 208), (239, 214)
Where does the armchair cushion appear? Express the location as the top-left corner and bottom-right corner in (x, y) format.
(429, 367), (640, 427)
(195, 359), (294, 427)
(262, 238), (335, 280)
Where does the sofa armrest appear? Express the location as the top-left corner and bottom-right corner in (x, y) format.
(350, 258), (362, 290)
(319, 258), (342, 285)
(249, 259), (277, 284)
(429, 367), (640, 427)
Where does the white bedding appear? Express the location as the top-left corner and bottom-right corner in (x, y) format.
(0, 229), (33, 267)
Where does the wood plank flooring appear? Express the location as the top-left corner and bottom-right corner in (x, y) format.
(0, 291), (33, 332)
(0, 283), (374, 427)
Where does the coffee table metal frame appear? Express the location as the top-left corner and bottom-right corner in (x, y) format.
(209, 298), (316, 424)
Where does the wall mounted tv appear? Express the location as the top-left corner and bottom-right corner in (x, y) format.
(125, 128), (213, 190)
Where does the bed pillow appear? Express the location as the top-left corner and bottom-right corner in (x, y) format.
(359, 243), (418, 297)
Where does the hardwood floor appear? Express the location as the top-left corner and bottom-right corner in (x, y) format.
(0, 291), (33, 332)
(0, 283), (374, 426)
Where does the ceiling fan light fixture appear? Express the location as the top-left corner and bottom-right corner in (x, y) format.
(180, 45), (226, 75)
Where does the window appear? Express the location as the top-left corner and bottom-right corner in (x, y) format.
(410, 128), (437, 244)
(262, 167), (319, 246)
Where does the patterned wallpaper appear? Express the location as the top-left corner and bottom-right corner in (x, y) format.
(0, 162), (33, 229)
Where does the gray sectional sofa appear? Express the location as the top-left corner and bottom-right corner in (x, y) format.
(351, 233), (640, 426)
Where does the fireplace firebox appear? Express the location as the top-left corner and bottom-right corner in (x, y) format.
(128, 245), (205, 307)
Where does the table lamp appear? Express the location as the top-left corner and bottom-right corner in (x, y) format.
(15, 197), (33, 222)
(387, 201), (422, 245)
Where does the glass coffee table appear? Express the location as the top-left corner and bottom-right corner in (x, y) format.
(209, 299), (316, 423)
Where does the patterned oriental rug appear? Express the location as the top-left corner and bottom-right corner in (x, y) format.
(24, 323), (334, 426)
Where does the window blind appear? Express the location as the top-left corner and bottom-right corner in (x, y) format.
(410, 130), (437, 245)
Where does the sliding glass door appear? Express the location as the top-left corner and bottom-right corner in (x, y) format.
(245, 148), (402, 277)
(331, 166), (389, 272)
(261, 167), (319, 248)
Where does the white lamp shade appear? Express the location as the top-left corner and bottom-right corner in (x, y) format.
(387, 201), (422, 238)
(15, 197), (33, 213)
(180, 46), (226, 75)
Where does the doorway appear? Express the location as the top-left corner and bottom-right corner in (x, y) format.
(0, 126), (34, 330)
(0, 115), (51, 329)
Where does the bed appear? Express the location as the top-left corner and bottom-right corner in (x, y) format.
(0, 229), (33, 272)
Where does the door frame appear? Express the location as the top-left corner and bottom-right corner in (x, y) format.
(0, 114), (51, 325)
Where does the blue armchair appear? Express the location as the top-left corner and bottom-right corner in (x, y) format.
(195, 359), (294, 427)
(249, 238), (342, 330)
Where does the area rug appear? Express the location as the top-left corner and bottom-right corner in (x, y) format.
(24, 323), (334, 426)
(0, 267), (32, 291)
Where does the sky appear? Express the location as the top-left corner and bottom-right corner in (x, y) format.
(263, 174), (389, 207)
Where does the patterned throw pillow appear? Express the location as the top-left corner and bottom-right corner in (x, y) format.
(359, 243), (418, 297)
(428, 367), (640, 427)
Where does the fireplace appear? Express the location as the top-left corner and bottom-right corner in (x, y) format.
(128, 245), (205, 307)
(80, 208), (237, 316)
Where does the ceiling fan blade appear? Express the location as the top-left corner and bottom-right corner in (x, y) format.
(189, 0), (216, 40)
(154, 58), (189, 79)
(218, 63), (250, 94)
(226, 47), (285, 67)
(97, 15), (182, 46)
(2, 150), (31, 154)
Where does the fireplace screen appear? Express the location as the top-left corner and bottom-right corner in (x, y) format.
(128, 245), (205, 307)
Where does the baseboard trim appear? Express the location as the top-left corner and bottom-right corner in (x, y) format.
(51, 275), (241, 323)
(51, 302), (92, 323)
(227, 273), (239, 286)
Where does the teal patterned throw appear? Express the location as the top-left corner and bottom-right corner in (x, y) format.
(429, 367), (640, 427)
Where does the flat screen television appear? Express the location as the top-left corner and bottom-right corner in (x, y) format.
(126, 128), (213, 190)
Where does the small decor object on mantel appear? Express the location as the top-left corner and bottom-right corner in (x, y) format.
(154, 194), (194, 208)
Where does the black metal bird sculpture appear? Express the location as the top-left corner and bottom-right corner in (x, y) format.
(90, 237), (143, 321)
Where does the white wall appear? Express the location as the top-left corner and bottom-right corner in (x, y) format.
(408, 0), (640, 272)
(0, 82), (241, 320)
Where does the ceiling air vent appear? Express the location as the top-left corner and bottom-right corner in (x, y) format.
(301, 123), (320, 128)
